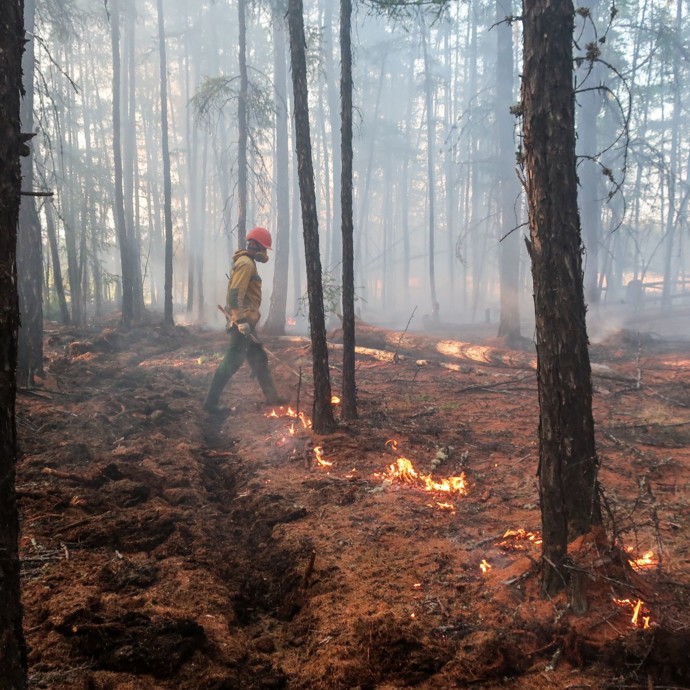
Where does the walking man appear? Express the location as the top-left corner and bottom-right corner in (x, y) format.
(203, 227), (286, 413)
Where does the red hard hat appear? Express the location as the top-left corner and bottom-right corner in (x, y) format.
(246, 226), (272, 250)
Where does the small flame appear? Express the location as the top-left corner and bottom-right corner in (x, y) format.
(385, 439), (399, 453)
(479, 559), (492, 573)
(266, 409), (279, 418)
(389, 457), (419, 483)
(288, 423), (296, 436)
(299, 411), (312, 429)
(331, 395), (341, 405)
(613, 597), (652, 629)
(386, 457), (467, 495)
(626, 548), (657, 571)
(313, 446), (332, 467)
(499, 528), (542, 549)
(423, 475), (467, 493)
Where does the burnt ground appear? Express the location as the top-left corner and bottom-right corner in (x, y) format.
(15, 314), (690, 689)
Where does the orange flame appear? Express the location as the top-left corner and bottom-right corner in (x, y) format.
(389, 457), (419, 483)
(313, 446), (332, 467)
(288, 423), (296, 436)
(331, 395), (341, 405)
(499, 528), (542, 549)
(613, 597), (651, 629)
(385, 439), (399, 453)
(626, 548), (657, 571)
(479, 559), (492, 573)
(386, 457), (467, 495)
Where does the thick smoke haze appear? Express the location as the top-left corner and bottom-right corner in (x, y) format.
(24, 0), (690, 339)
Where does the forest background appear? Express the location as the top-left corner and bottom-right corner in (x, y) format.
(1, 0), (690, 687)
(17, 0), (690, 358)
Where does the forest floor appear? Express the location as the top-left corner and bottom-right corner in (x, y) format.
(15, 310), (690, 690)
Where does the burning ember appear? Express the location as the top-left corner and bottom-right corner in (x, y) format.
(498, 528), (542, 550)
(313, 446), (332, 467)
(479, 559), (492, 573)
(625, 547), (658, 571)
(613, 597), (651, 629)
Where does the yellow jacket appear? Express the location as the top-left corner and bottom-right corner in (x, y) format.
(226, 250), (263, 327)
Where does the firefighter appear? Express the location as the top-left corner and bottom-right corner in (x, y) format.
(203, 226), (286, 413)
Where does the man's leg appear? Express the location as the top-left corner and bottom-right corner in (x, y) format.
(247, 342), (286, 405)
(203, 331), (248, 412)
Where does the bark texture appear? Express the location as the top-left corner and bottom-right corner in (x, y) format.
(17, 0), (43, 386)
(0, 0), (29, 685)
(287, 0), (335, 433)
(522, 0), (602, 598)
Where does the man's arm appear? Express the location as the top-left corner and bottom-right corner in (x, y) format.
(227, 257), (254, 324)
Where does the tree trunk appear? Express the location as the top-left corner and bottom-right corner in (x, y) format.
(264, 5), (291, 335)
(111, 0), (134, 327)
(157, 0), (174, 326)
(123, 4), (143, 320)
(421, 18), (439, 322)
(0, 0), (29, 684)
(661, 0), (683, 309)
(44, 201), (71, 324)
(237, 0), (248, 248)
(522, 0), (602, 602)
(287, 0), (335, 433)
(17, 0), (43, 386)
(340, 0), (356, 420)
(577, 0), (603, 307)
(496, 0), (521, 341)
(324, 0), (342, 272)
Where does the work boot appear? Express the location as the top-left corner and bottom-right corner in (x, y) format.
(255, 368), (287, 405)
(203, 370), (230, 413)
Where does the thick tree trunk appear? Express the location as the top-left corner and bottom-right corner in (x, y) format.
(0, 0), (29, 684)
(287, 0), (335, 433)
(522, 0), (602, 601)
